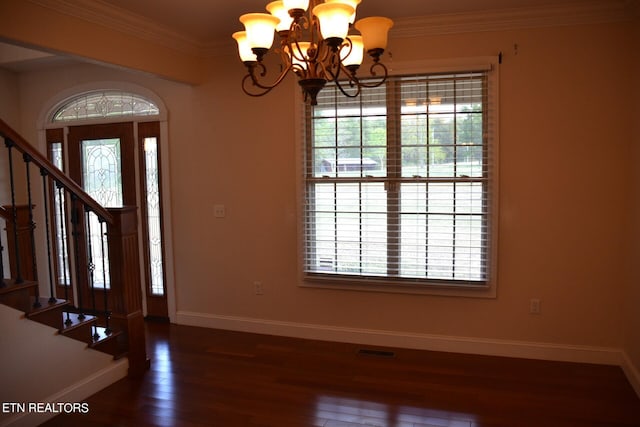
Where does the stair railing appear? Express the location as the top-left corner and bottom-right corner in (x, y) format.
(0, 117), (148, 377)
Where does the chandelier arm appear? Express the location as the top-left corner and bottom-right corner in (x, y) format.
(241, 74), (275, 97)
(291, 39), (311, 67)
(278, 47), (291, 68)
(333, 77), (361, 98)
(318, 48), (345, 84)
(355, 61), (390, 88)
(318, 58), (360, 99)
(241, 63), (293, 97)
(340, 36), (354, 65)
(314, 57), (330, 82)
(318, 41), (333, 65)
(297, 15), (310, 34)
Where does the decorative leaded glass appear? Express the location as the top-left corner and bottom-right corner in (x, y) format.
(81, 138), (123, 207)
(81, 138), (123, 289)
(143, 137), (165, 295)
(52, 91), (159, 122)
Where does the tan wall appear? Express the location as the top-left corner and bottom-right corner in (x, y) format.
(0, 0), (206, 85)
(172, 22), (632, 348)
(0, 68), (29, 206)
(6, 15), (637, 364)
(0, 69), (20, 272)
(0, 68), (19, 127)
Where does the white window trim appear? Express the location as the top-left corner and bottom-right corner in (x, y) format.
(296, 56), (500, 298)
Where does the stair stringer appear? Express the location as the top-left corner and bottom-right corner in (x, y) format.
(0, 304), (128, 427)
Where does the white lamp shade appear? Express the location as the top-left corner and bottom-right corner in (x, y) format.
(266, 1), (294, 32)
(342, 35), (363, 67)
(232, 31), (257, 62)
(324, 0), (361, 24)
(312, 3), (354, 41)
(354, 16), (394, 51)
(282, 0), (309, 11)
(240, 13), (280, 50)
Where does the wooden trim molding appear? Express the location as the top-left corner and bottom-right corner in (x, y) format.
(391, 0), (634, 39)
(28, 0), (203, 56)
(622, 352), (640, 398)
(176, 310), (639, 399)
(18, 0), (637, 58)
(175, 310), (626, 367)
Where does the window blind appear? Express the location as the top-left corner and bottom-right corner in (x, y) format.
(303, 70), (494, 288)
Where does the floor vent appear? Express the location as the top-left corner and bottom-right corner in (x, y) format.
(357, 348), (396, 358)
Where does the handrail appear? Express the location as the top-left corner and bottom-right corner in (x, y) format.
(0, 118), (113, 224)
(0, 118), (147, 376)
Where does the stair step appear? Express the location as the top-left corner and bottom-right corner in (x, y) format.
(0, 280), (39, 312)
(61, 312), (97, 331)
(2, 281), (129, 359)
(91, 327), (126, 359)
(59, 312), (97, 344)
(25, 297), (69, 330)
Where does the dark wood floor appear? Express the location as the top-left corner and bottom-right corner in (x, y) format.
(44, 322), (640, 427)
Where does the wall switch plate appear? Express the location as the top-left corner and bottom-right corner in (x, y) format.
(214, 204), (226, 218)
(254, 281), (264, 295)
(530, 298), (541, 314)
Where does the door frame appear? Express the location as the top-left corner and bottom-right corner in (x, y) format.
(37, 83), (176, 323)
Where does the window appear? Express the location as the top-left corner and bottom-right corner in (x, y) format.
(138, 122), (167, 297)
(46, 131), (71, 289)
(52, 90), (159, 122)
(303, 64), (497, 294)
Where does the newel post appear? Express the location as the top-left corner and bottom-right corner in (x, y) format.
(1, 204), (36, 282)
(106, 206), (149, 377)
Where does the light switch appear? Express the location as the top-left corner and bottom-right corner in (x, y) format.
(214, 204), (226, 218)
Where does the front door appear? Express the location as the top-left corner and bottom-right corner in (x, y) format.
(64, 122), (168, 319)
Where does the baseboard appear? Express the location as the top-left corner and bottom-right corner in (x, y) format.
(621, 352), (640, 398)
(176, 310), (623, 366)
(1, 358), (129, 427)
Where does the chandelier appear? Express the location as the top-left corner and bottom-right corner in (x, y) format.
(233, 0), (393, 105)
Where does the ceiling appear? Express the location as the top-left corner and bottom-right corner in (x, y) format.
(99, 0), (594, 45)
(0, 0), (626, 73)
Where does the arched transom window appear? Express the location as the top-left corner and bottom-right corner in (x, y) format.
(52, 90), (160, 122)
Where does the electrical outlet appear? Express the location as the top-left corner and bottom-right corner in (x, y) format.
(529, 298), (541, 314)
(254, 281), (264, 295)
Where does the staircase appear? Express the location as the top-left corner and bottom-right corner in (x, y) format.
(0, 280), (125, 357)
(0, 118), (148, 425)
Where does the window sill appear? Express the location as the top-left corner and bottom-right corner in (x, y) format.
(300, 274), (496, 298)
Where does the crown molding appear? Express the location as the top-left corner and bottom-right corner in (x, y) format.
(26, 0), (636, 59)
(28, 0), (206, 57)
(391, 0), (635, 39)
